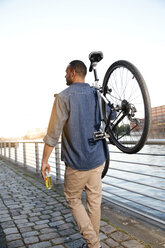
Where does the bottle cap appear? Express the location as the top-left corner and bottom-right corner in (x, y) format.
(46, 170), (49, 177)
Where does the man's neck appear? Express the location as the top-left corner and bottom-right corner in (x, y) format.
(72, 76), (85, 83)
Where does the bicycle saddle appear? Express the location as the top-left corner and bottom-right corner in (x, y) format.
(89, 51), (103, 72)
(89, 51), (103, 63)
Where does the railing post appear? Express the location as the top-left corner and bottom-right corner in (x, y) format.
(0, 142), (3, 156)
(35, 143), (39, 173)
(4, 142), (6, 158)
(55, 143), (61, 181)
(8, 142), (11, 160)
(0, 142), (2, 156)
(23, 143), (27, 167)
(15, 142), (18, 163)
(1, 142), (4, 157)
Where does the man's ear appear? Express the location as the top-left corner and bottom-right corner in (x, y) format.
(72, 70), (76, 78)
(72, 70), (76, 77)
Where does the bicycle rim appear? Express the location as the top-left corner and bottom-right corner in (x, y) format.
(102, 60), (151, 154)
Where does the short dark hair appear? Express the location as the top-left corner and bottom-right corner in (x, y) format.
(69, 60), (87, 77)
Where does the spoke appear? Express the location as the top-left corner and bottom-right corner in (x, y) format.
(109, 93), (121, 102)
(127, 79), (138, 101)
(110, 73), (121, 101)
(104, 62), (147, 150)
(120, 68), (131, 100)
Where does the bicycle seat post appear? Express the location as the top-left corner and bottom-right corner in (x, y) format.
(93, 63), (99, 87)
(89, 51), (103, 88)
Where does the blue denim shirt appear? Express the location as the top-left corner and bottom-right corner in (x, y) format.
(44, 83), (108, 170)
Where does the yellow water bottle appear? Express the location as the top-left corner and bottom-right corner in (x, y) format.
(45, 170), (53, 189)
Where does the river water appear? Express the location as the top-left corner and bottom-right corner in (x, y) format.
(103, 144), (165, 222)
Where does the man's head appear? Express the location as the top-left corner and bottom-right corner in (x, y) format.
(65, 60), (87, 86)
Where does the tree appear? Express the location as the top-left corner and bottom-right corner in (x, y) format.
(116, 124), (130, 136)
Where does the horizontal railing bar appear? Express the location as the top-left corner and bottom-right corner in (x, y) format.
(102, 188), (165, 214)
(24, 151), (35, 155)
(109, 167), (165, 179)
(3, 140), (165, 146)
(26, 159), (36, 163)
(38, 153), (44, 156)
(102, 194), (165, 225)
(110, 159), (165, 168)
(17, 155), (24, 158)
(103, 181), (165, 202)
(17, 160), (24, 163)
(0, 141), (61, 145)
(109, 150), (165, 157)
(1, 141), (44, 144)
(105, 174), (165, 191)
(48, 160), (56, 164)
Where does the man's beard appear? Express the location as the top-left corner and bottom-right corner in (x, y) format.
(66, 79), (73, 86)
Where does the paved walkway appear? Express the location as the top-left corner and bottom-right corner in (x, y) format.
(0, 159), (149, 248)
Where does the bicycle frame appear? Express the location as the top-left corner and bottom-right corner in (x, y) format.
(92, 63), (140, 139)
(91, 63), (111, 140)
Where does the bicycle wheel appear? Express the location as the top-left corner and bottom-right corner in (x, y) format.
(102, 153), (110, 179)
(102, 60), (151, 154)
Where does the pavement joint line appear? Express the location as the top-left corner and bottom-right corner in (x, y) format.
(0, 158), (151, 248)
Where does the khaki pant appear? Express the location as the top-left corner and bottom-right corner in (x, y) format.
(64, 164), (103, 248)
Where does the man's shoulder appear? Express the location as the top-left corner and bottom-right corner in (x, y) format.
(55, 83), (95, 98)
(54, 87), (70, 99)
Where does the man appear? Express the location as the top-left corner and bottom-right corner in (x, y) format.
(41, 60), (108, 248)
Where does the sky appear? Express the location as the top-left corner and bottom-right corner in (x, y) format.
(0, 0), (165, 138)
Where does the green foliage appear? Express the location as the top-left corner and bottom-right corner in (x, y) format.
(116, 124), (130, 136)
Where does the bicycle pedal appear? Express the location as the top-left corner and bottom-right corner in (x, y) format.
(93, 131), (106, 140)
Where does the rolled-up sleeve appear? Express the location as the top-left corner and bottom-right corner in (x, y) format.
(43, 94), (69, 147)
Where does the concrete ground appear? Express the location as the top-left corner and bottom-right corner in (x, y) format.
(0, 158), (165, 248)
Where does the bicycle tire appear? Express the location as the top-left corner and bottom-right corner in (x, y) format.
(102, 153), (110, 179)
(102, 60), (151, 154)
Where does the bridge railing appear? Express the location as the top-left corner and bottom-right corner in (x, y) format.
(0, 141), (165, 227)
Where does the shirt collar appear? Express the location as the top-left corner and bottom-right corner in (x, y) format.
(70, 82), (89, 87)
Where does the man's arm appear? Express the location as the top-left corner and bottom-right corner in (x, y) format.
(41, 94), (68, 180)
(41, 143), (54, 180)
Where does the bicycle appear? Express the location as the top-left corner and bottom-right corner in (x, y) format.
(88, 51), (151, 178)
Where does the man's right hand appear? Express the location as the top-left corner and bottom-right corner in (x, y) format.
(41, 143), (54, 180)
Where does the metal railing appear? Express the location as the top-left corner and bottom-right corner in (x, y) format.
(0, 141), (165, 227)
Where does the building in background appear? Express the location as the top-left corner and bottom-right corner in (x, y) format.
(150, 105), (165, 139)
(23, 128), (47, 140)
